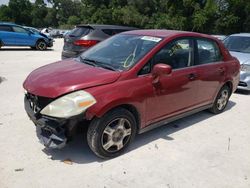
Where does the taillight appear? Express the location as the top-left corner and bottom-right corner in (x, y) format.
(74, 40), (99, 47)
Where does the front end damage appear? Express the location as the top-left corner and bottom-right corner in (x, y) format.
(24, 93), (80, 149)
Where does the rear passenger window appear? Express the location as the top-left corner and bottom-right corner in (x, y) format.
(70, 27), (91, 37)
(151, 39), (193, 69)
(196, 39), (222, 65)
(102, 29), (113, 36)
(0, 25), (12, 32)
(102, 29), (128, 36)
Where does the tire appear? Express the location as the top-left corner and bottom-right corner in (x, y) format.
(87, 108), (137, 159)
(209, 85), (230, 114)
(36, 40), (47, 50)
(0, 40), (3, 49)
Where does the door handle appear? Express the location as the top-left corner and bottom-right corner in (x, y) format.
(188, 73), (197, 80)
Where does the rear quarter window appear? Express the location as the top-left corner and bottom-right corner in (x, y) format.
(0, 25), (13, 32)
(70, 27), (91, 37)
(102, 29), (129, 36)
(195, 38), (222, 65)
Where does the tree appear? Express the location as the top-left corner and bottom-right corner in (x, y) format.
(8, 0), (32, 25)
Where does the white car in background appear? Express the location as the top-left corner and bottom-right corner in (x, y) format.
(212, 35), (227, 41)
(224, 33), (250, 91)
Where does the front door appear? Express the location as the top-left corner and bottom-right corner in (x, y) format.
(144, 38), (200, 125)
(12, 26), (33, 46)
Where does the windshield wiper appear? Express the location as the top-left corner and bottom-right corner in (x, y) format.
(80, 57), (116, 71)
(97, 63), (117, 71)
(80, 57), (97, 67)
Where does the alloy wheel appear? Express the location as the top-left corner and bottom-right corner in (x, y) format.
(101, 118), (132, 152)
(217, 89), (229, 110)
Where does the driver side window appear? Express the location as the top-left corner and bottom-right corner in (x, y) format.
(138, 38), (193, 75)
(152, 38), (193, 69)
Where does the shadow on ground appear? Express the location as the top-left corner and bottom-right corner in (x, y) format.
(0, 48), (53, 51)
(235, 89), (250, 95)
(43, 100), (236, 164)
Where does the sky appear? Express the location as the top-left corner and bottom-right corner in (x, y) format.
(0, 0), (9, 5)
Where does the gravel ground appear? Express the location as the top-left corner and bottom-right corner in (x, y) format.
(0, 39), (250, 188)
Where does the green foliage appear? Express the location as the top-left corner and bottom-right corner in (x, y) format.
(0, 0), (249, 34)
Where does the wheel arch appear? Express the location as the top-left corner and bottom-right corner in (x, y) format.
(224, 80), (233, 95)
(36, 38), (46, 44)
(86, 103), (141, 131)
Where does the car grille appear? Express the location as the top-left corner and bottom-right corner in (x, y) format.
(25, 93), (53, 113)
(238, 81), (247, 87)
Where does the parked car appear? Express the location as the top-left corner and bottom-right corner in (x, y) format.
(61, 24), (137, 59)
(224, 33), (250, 90)
(23, 30), (240, 158)
(212, 35), (227, 41)
(24, 26), (54, 42)
(0, 23), (53, 50)
(62, 30), (71, 38)
(50, 29), (64, 38)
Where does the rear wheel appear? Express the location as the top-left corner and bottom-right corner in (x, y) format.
(36, 40), (47, 50)
(209, 85), (230, 114)
(0, 40), (3, 49)
(87, 108), (137, 159)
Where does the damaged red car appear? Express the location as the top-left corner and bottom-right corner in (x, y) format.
(23, 30), (240, 158)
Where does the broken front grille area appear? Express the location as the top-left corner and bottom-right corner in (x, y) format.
(25, 92), (53, 113)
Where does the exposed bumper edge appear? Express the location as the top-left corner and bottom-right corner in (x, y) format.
(24, 97), (78, 149)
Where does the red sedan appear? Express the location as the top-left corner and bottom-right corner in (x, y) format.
(23, 30), (240, 158)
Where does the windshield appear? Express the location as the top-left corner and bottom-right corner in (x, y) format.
(224, 36), (250, 53)
(80, 34), (162, 71)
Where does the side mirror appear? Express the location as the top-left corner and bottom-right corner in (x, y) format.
(152, 63), (172, 84)
(152, 63), (172, 76)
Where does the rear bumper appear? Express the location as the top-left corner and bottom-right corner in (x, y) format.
(237, 71), (250, 91)
(24, 96), (81, 149)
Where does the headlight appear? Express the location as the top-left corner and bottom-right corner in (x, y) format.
(241, 61), (250, 72)
(40, 90), (96, 118)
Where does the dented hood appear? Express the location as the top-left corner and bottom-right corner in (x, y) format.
(23, 59), (121, 98)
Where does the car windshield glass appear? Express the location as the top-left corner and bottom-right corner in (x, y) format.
(224, 36), (250, 53)
(80, 34), (162, 71)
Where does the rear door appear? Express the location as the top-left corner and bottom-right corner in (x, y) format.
(0, 25), (15, 45)
(192, 38), (226, 106)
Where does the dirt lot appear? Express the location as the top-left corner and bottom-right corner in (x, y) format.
(0, 39), (250, 188)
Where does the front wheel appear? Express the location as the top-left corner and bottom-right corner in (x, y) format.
(87, 108), (137, 159)
(36, 40), (47, 50)
(209, 85), (230, 114)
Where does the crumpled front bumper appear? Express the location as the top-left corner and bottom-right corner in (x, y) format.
(24, 96), (79, 149)
(238, 71), (250, 91)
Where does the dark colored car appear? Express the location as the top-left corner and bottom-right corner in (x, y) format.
(0, 23), (53, 50)
(24, 30), (240, 158)
(61, 24), (137, 59)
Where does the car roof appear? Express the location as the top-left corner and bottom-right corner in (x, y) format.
(123, 29), (215, 39)
(77, 24), (138, 30)
(229, 33), (250, 37)
(0, 22), (16, 26)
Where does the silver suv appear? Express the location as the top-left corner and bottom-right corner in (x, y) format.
(61, 24), (137, 59)
(224, 33), (250, 91)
